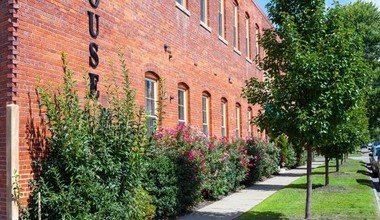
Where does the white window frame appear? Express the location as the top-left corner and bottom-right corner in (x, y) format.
(248, 108), (252, 137)
(202, 95), (209, 137)
(176, 0), (186, 7)
(235, 104), (241, 138)
(255, 25), (260, 59)
(221, 101), (227, 137)
(145, 78), (157, 131)
(219, 0), (225, 38)
(245, 15), (251, 59)
(200, 0), (208, 25)
(178, 88), (187, 125)
(233, 2), (239, 49)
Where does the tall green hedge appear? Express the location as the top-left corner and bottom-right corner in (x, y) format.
(27, 53), (155, 219)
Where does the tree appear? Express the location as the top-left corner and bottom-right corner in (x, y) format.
(318, 102), (370, 185)
(243, 0), (368, 218)
(314, 1), (380, 189)
(368, 77), (380, 139)
(338, 1), (380, 140)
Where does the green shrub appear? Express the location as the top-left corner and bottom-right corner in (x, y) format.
(144, 125), (203, 218)
(27, 53), (153, 219)
(201, 138), (231, 199)
(261, 142), (280, 177)
(285, 145), (297, 168)
(131, 187), (156, 220)
(295, 147), (307, 166)
(243, 138), (265, 184)
(225, 140), (251, 191)
(143, 152), (201, 218)
(244, 138), (280, 185)
(145, 126), (252, 216)
(202, 138), (251, 200)
(276, 134), (297, 169)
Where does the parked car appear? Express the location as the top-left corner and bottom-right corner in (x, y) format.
(369, 144), (380, 177)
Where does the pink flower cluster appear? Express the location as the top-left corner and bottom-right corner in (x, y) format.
(220, 152), (229, 161)
(207, 143), (215, 150)
(186, 149), (203, 161)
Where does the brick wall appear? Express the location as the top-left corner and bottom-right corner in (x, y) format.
(4, 0), (272, 209)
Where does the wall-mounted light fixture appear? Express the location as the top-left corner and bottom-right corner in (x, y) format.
(169, 95), (175, 103)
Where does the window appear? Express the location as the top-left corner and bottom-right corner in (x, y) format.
(233, 1), (239, 49)
(255, 24), (260, 59)
(178, 88), (187, 125)
(235, 103), (241, 138)
(176, 0), (186, 7)
(145, 78), (157, 132)
(200, 0), (208, 25)
(202, 94), (210, 137)
(248, 107), (253, 137)
(221, 98), (227, 137)
(219, 0), (225, 38)
(245, 13), (251, 59)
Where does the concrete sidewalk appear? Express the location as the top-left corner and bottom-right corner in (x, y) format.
(180, 160), (324, 220)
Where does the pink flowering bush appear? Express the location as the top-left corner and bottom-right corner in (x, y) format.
(202, 137), (252, 199)
(143, 125), (207, 218)
(243, 137), (280, 184)
(144, 125), (286, 218)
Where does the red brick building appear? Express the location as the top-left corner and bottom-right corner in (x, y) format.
(0, 0), (271, 218)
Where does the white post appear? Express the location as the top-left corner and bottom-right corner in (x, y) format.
(6, 104), (19, 220)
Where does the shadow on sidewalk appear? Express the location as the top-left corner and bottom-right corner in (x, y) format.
(247, 183), (323, 191)
(181, 210), (244, 220)
(276, 172), (305, 177)
(291, 167), (307, 170)
(237, 210), (285, 220)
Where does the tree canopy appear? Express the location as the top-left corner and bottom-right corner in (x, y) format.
(338, 1), (380, 141)
(243, 0), (371, 218)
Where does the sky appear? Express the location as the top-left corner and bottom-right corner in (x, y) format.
(256, 0), (380, 15)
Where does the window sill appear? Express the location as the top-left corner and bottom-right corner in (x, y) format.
(233, 48), (241, 56)
(218, 36), (228, 46)
(246, 57), (253, 64)
(176, 2), (190, 16)
(200, 21), (212, 33)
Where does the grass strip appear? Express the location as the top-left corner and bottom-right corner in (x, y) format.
(238, 159), (379, 220)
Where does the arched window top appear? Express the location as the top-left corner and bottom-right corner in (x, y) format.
(145, 71), (160, 81)
(221, 97), (227, 103)
(178, 82), (189, 90)
(255, 23), (259, 29)
(236, 102), (241, 108)
(245, 12), (250, 19)
(248, 106), (252, 111)
(234, 0), (239, 6)
(202, 91), (211, 97)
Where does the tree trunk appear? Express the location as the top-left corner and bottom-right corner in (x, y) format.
(325, 157), (329, 186)
(336, 157), (340, 172)
(305, 145), (313, 219)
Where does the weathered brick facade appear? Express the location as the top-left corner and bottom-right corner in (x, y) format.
(0, 0), (271, 217)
